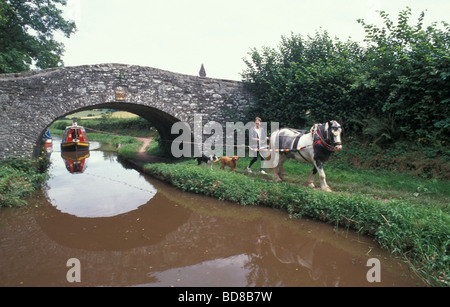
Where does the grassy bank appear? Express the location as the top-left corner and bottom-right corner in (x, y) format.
(88, 132), (143, 160)
(142, 160), (449, 286)
(0, 154), (49, 207)
(239, 156), (449, 211)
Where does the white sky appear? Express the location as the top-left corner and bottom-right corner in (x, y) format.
(59, 0), (450, 81)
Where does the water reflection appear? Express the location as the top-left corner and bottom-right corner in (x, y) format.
(46, 138), (157, 218)
(61, 151), (90, 174)
(0, 139), (423, 287)
(36, 192), (191, 250)
(35, 176), (420, 286)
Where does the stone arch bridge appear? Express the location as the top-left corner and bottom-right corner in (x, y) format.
(0, 64), (254, 158)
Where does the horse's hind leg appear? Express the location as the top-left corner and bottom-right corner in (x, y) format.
(273, 154), (286, 182)
(273, 162), (283, 182)
(305, 167), (317, 188)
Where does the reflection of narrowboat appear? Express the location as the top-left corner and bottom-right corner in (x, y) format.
(61, 151), (90, 174)
(61, 121), (89, 152)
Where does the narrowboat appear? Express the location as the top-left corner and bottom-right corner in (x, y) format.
(61, 121), (89, 152)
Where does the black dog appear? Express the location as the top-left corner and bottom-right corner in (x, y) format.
(195, 153), (218, 169)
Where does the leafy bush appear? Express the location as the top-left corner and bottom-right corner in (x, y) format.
(51, 120), (72, 130)
(0, 155), (49, 207)
(82, 117), (155, 137)
(329, 140), (450, 180)
(117, 141), (143, 160)
(145, 136), (165, 156)
(242, 7), (450, 147)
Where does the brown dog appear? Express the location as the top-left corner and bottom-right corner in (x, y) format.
(214, 156), (239, 173)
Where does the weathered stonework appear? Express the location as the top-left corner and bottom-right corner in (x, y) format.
(0, 64), (254, 158)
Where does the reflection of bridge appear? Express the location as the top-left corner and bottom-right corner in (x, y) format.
(23, 188), (367, 287)
(0, 64), (254, 158)
(28, 195), (341, 286)
(0, 176), (415, 286)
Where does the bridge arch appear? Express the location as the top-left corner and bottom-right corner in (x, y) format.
(37, 103), (181, 157)
(0, 64), (254, 158)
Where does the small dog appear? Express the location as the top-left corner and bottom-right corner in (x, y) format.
(214, 156), (239, 173)
(194, 153), (218, 169)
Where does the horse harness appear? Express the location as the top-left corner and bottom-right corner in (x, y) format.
(313, 125), (337, 152)
(258, 123), (342, 154)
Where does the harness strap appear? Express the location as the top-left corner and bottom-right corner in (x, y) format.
(296, 148), (309, 161)
(314, 128), (335, 152)
(290, 133), (309, 161)
(291, 134), (302, 151)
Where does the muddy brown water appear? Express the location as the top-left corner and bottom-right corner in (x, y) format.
(0, 139), (424, 287)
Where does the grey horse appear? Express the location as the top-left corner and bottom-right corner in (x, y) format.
(268, 121), (343, 192)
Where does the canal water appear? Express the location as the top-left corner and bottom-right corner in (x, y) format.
(0, 138), (423, 286)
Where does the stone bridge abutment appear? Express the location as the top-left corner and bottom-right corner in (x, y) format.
(0, 64), (254, 158)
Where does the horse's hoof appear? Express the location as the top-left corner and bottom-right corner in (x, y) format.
(306, 183), (315, 188)
(324, 187), (333, 193)
(274, 177), (282, 182)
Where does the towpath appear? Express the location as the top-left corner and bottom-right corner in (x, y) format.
(133, 137), (171, 164)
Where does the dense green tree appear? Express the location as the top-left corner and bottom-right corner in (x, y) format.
(242, 31), (365, 130)
(357, 7), (450, 145)
(0, 0), (76, 73)
(242, 8), (450, 146)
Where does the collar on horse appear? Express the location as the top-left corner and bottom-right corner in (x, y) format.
(287, 125), (337, 152)
(313, 123), (338, 152)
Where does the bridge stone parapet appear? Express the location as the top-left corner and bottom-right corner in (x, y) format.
(0, 64), (254, 158)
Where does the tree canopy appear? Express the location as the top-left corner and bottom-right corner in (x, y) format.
(0, 0), (76, 73)
(242, 8), (450, 147)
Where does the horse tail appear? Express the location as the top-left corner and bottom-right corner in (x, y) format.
(264, 148), (271, 162)
(263, 129), (282, 166)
